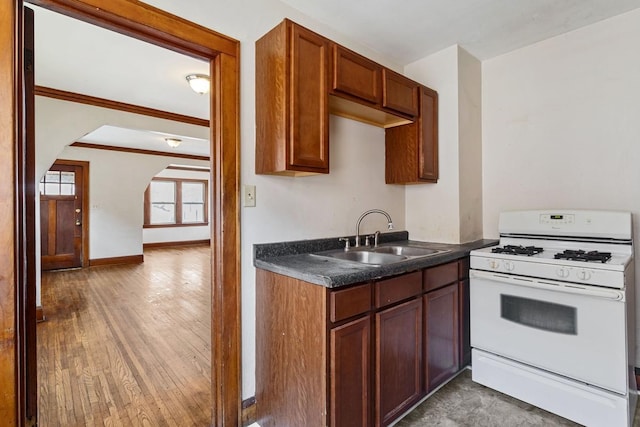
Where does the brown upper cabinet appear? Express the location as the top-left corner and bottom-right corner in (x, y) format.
(331, 44), (381, 105)
(256, 19), (438, 182)
(385, 85), (439, 183)
(382, 69), (420, 117)
(255, 19), (330, 176)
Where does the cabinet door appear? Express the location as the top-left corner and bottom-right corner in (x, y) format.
(289, 24), (330, 172)
(384, 84), (439, 184)
(418, 85), (438, 181)
(330, 316), (371, 427)
(382, 69), (419, 117)
(376, 298), (422, 426)
(424, 283), (459, 392)
(332, 44), (381, 104)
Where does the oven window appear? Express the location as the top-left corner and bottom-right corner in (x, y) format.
(500, 294), (577, 335)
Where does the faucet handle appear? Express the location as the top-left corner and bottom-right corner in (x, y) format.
(364, 234), (376, 247)
(373, 231), (381, 247)
(338, 237), (351, 250)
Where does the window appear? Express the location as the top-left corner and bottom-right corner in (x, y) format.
(40, 170), (76, 196)
(144, 178), (208, 227)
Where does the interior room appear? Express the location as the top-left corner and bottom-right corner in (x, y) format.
(2, 0), (640, 426)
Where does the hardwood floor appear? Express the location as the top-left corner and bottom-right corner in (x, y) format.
(37, 245), (212, 426)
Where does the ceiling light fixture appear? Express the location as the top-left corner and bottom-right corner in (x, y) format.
(165, 137), (182, 148)
(185, 73), (210, 94)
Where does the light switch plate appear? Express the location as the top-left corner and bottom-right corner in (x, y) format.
(243, 184), (256, 207)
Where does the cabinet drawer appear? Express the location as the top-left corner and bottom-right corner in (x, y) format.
(332, 44), (381, 104)
(382, 69), (419, 117)
(375, 271), (422, 308)
(423, 262), (458, 292)
(330, 283), (372, 323)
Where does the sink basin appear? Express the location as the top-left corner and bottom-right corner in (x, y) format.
(324, 250), (407, 266)
(312, 244), (449, 266)
(372, 246), (444, 257)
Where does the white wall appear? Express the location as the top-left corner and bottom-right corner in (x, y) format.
(482, 9), (640, 362)
(403, 45), (483, 244)
(143, 168), (211, 245)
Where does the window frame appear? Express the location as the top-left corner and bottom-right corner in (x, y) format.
(144, 177), (209, 228)
(39, 169), (77, 197)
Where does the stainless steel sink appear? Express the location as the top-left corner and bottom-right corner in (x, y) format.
(312, 244), (449, 266)
(372, 245), (443, 257)
(325, 250), (407, 265)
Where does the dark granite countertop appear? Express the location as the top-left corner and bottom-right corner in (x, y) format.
(254, 231), (497, 288)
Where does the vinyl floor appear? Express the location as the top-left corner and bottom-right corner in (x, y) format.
(397, 369), (639, 427)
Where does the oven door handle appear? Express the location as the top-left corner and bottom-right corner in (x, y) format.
(470, 270), (625, 301)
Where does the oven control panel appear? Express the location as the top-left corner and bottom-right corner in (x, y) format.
(498, 210), (632, 240)
(470, 255), (625, 289)
(539, 214), (574, 225)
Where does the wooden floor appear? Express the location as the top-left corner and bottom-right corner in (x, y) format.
(37, 245), (212, 426)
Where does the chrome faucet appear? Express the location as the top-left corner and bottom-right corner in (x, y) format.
(355, 209), (393, 247)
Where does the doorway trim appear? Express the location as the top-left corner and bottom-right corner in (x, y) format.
(3, 1), (241, 426)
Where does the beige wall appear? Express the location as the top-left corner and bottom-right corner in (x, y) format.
(457, 47), (483, 243)
(403, 45), (483, 244)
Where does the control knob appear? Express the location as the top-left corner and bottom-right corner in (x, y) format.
(556, 267), (570, 279)
(577, 270), (592, 281)
(504, 261), (515, 272)
(488, 259), (500, 270)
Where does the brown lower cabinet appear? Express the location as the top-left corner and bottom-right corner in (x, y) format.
(376, 298), (423, 426)
(256, 257), (469, 427)
(424, 283), (459, 392)
(331, 316), (372, 427)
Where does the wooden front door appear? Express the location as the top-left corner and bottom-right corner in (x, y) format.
(40, 161), (85, 270)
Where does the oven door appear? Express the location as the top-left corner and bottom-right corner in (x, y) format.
(470, 269), (627, 394)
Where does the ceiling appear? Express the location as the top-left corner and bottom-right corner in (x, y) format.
(76, 125), (210, 157)
(279, 0), (640, 63)
(31, 1), (640, 157)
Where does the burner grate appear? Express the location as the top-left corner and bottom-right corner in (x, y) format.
(491, 245), (544, 256)
(554, 250), (612, 263)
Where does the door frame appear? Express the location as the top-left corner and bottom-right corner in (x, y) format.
(1, 1), (241, 426)
(40, 159), (90, 269)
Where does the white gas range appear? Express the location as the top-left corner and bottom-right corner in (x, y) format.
(470, 210), (636, 427)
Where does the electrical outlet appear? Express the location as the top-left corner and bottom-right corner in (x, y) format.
(243, 185), (256, 207)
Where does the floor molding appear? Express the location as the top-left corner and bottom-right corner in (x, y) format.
(143, 239), (210, 249)
(242, 396), (256, 426)
(89, 254), (144, 267)
(36, 306), (45, 323)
